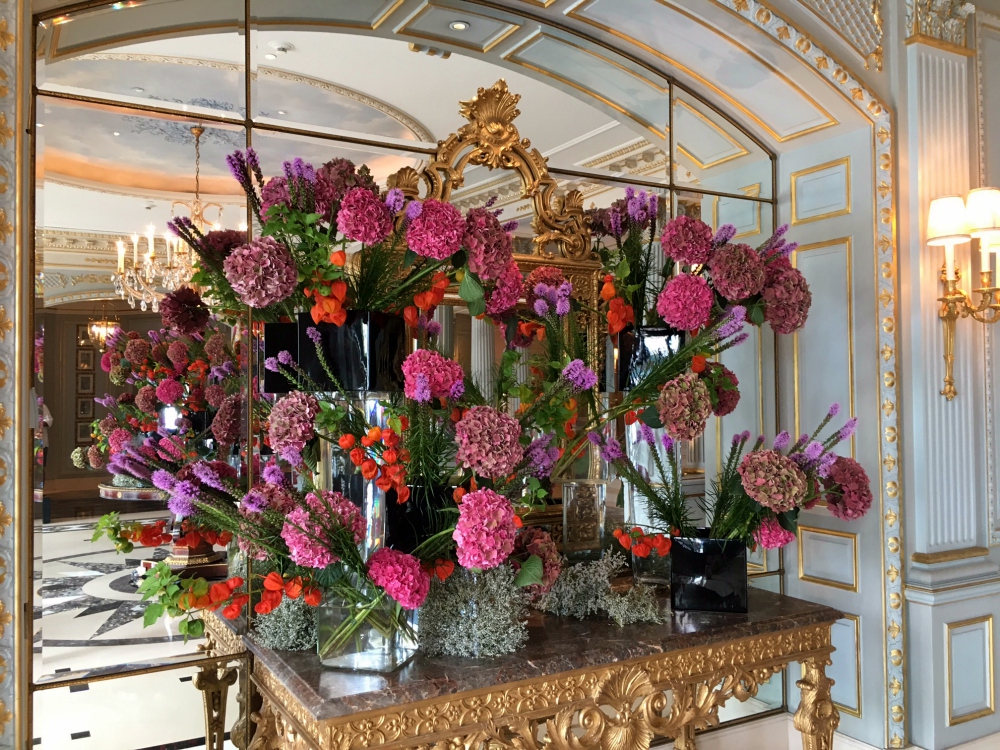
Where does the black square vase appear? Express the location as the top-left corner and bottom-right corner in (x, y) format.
(669, 530), (749, 613)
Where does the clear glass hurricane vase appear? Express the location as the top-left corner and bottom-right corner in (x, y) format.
(316, 592), (416, 673)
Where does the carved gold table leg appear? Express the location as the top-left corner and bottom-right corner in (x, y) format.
(673, 724), (697, 749)
(195, 664), (239, 750)
(794, 656), (840, 750)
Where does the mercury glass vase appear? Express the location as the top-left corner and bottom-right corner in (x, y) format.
(561, 480), (606, 562)
(316, 594), (416, 673)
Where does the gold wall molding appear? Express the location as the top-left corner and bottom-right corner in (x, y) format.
(790, 157), (852, 225)
(910, 546), (989, 564)
(906, 0), (972, 48)
(946, 615), (995, 726)
(798, 0), (883, 70)
(797, 525), (860, 592)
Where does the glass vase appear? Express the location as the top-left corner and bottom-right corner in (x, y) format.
(561, 480), (606, 562)
(316, 593), (416, 673)
(631, 550), (671, 588)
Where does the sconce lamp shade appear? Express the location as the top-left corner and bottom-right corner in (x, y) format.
(966, 187), (1000, 240)
(927, 195), (970, 246)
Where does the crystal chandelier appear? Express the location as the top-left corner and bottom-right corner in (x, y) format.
(112, 125), (222, 311)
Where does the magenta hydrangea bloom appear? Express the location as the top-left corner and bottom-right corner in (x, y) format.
(281, 490), (365, 569)
(464, 207), (513, 280)
(241, 482), (294, 516)
(402, 349), (465, 403)
(223, 237), (298, 309)
(656, 372), (713, 442)
(709, 243), (766, 301)
(155, 379), (184, 405)
(656, 274), (714, 331)
(406, 198), (465, 260)
(661, 215), (714, 265)
(753, 517), (797, 549)
(367, 548), (431, 610)
(513, 526), (562, 597)
(268, 391), (320, 463)
(336, 186), (393, 246)
(453, 488), (517, 570)
(738, 449), (808, 513)
(455, 405), (524, 479)
(823, 456), (873, 520)
(763, 267), (812, 334)
(260, 176), (290, 215)
(486, 260), (522, 317)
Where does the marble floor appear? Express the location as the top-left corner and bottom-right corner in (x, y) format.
(33, 508), (239, 749)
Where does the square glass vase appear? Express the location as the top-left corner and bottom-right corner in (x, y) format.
(316, 597), (416, 673)
(631, 550), (671, 588)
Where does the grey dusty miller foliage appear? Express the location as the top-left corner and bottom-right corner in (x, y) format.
(418, 566), (529, 657)
(535, 553), (662, 626)
(252, 596), (317, 651)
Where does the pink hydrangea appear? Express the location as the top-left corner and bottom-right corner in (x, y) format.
(763, 267), (812, 334)
(100, 351), (114, 373)
(661, 216), (714, 265)
(315, 158), (377, 217)
(367, 548), (431, 609)
(212, 394), (241, 447)
(260, 176), (290, 215)
(455, 405), (524, 479)
(402, 349), (465, 403)
(135, 385), (158, 414)
(710, 243), (766, 301)
(453, 488), (517, 570)
(281, 490), (365, 569)
(514, 527), (562, 597)
(823, 456), (873, 520)
(464, 207), (513, 280)
(156, 379), (184, 404)
(241, 482), (294, 516)
(406, 199), (465, 260)
(738, 449), (808, 513)
(486, 260), (523, 317)
(524, 266), (567, 310)
(108, 428), (133, 454)
(656, 274), (714, 331)
(753, 517), (797, 549)
(268, 391), (320, 463)
(707, 362), (740, 417)
(223, 237), (297, 308)
(656, 372), (713, 441)
(336, 186), (393, 246)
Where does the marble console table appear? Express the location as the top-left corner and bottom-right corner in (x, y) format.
(203, 589), (841, 750)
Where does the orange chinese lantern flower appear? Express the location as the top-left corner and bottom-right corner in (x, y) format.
(691, 354), (707, 374)
(338, 434), (356, 450)
(361, 459), (379, 480)
(330, 250), (347, 266)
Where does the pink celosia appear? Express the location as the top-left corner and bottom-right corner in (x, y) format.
(156, 379), (184, 405)
(402, 349), (465, 403)
(166, 341), (190, 371)
(763, 267), (812, 334)
(100, 351), (114, 373)
(108, 428), (133, 454)
(268, 391), (320, 462)
(367, 548), (431, 609)
(406, 199), (465, 260)
(823, 456), (873, 520)
(485, 260), (522, 317)
(124, 338), (151, 364)
(513, 527), (562, 597)
(336, 186), (393, 246)
(281, 490), (365, 569)
(455, 405), (524, 479)
(738, 449), (808, 513)
(223, 237), (298, 308)
(656, 274), (714, 331)
(753, 517), (797, 549)
(656, 372), (713, 441)
(523, 266), (567, 310)
(661, 216), (714, 265)
(135, 385), (158, 414)
(453, 488), (517, 570)
(464, 207), (513, 280)
(205, 384), (226, 409)
(709, 243), (766, 301)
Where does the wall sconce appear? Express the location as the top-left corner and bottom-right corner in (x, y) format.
(930, 188), (1000, 400)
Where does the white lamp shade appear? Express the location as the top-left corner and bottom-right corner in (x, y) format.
(927, 195), (970, 246)
(966, 187), (1000, 239)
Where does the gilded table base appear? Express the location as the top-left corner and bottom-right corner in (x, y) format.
(244, 623), (839, 750)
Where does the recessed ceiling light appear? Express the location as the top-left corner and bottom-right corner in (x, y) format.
(277, 110), (287, 115)
(264, 53), (277, 60)
(132, 86), (144, 93)
(449, 20), (470, 30)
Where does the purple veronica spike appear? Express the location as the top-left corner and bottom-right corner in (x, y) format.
(534, 298), (550, 317)
(263, 460), (285, 485)
(662, 435), (675, 452)
(805, 441), (824, 460)
(587, 431), (602, 446)
(649, 193), (658, 221)
(501, 220), (519, 232)
(638, 422), (656, 446)
(426, 319), (442, 337)
(151, 470), (176, 491)
(828, 402), (841, 418)
(714, 224), (737, 245)
(772, 431), (791, 451)
(610, 209), (622, 237)
(556, 298), (571, 316)
(837, 417), (858, 442)
(413, 373), (431, 403)
(449, 380), (465, 400)
(484, 195), (499, 208)
(600, 437), (624, 462)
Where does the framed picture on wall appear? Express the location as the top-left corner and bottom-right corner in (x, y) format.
(76, 324), (90, 347)
(76, 397), (93, 419)
(76, 348), (95, 371)
(75, 421), (92, 444)
(76, 372), (94, 394)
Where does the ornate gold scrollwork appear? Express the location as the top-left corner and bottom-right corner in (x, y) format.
(195, 665), (239, 750)
(794, 657), (840, 750)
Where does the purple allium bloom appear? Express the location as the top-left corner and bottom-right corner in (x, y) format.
(426, 320), (442, 337)
(638, 422), (656, 446)
(805, 441), (824, 461)
(262, 460), (284, 485)
(405, 200), (423, 222)
(534, 298), (550, 317)
(828, 402), (841, 418)
(587, 431), (602, 446)
(773, 431), (791, 451)
(449, 380), (465, 400)
(714, 224), (737, 245)
(278, 350), (294, 366)
(151, 469), (176, 492)
(306, 326), (322, 345)
(837, 417), (858, 442)
(600, 437), (624, 462)
(562, 359), (598, 391)
(413, 373), (431, 403)
(385, 188), (404, 213)
(264, 357), (280, 372)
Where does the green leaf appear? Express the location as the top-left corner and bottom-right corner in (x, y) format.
(459, 272), (484, 304)
(616, 258), (631, 281)
(402, 249), (418, 268)
(191, 578), (210, 598)
(177, 618), (188, 635)
(187, 619), (205, 638)
(143, 603), (165, 628)
(466, 296), (486, 317)
(514, 554), (544, 588)
(748, 301), (766, 326)
(640, 409), (663, 429)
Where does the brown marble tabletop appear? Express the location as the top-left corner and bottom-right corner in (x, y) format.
(244, 589), (841, 722)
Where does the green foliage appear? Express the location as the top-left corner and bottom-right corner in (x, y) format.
(513, 554), (544, 588)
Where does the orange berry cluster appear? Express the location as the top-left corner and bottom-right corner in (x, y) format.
(307, 279), (348, 325)
(601, 275), (636, 336)
(340, 420), (412, 503)
(613, 526), (672, 558)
